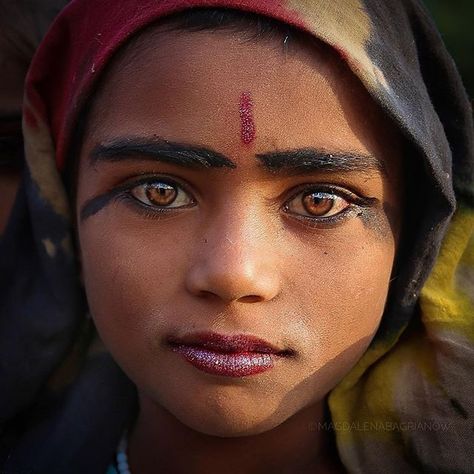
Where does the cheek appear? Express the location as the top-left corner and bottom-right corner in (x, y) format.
(286, 229), (395, 377)
(78, 216), (193, 350)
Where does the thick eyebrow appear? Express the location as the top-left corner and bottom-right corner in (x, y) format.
(256, 148), (386, 177)
(89, 136), (385, 177)
(90, 137), (236, 169)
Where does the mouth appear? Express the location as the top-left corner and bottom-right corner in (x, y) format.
(167, 332), (293, 377)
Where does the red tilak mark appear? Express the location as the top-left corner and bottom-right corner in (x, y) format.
(239, 91), (256, 145)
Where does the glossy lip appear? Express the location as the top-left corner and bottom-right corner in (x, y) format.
(167, 332), (293, 377)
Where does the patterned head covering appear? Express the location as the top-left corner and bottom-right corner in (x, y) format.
(1, 1), (473, 472)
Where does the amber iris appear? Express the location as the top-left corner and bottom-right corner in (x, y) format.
(302, 193), (334, 216)
(145, 183), (177, 206)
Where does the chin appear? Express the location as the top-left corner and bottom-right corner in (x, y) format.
(174, 406), (288, 438)
(156, 384), (298, 438)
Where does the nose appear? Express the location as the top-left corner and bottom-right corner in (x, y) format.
(185, 210), (281, 304)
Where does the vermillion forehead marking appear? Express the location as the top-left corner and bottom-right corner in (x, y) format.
(239, 91), (256, 145)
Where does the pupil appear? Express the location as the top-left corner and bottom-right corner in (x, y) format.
(146, 183), (176, 205)
(303, 193), (333, 216)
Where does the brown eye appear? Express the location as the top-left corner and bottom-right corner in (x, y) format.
(302, 193), (335, 216)
(130, 181), (194, 208)
(145, 183), (177, 206)
(286, 190), (350, 218)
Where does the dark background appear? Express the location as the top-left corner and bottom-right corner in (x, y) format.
(424, 0), (473, 101)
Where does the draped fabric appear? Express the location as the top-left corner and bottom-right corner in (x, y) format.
(0, 1), (472, 472)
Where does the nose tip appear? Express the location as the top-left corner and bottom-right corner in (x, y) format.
(185, 252), (281, 304)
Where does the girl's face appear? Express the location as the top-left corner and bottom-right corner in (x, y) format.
(76, 28), (403, 436)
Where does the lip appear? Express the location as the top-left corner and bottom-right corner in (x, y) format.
(167, 332), (292, 377)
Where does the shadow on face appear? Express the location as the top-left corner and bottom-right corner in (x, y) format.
(74, 17), (405, 437)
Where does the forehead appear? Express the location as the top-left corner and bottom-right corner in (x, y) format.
(83, 27), (400, 172)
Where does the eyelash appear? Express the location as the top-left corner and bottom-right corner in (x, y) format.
(114, 175), (196, 217)
(281, 183), (373, 227)
(113, 175), (373, 226)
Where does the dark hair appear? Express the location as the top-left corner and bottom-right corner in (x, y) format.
(156, 7), (306, 47)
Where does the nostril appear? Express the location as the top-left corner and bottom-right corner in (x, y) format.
(197, 290), (220, 300)
(237, 295), (263, 303)
(196, 292), (262, 304)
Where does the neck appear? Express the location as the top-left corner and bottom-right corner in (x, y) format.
(127, 394), (343, 474)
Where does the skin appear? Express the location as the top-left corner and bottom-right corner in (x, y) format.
(76, 26), (404, 474)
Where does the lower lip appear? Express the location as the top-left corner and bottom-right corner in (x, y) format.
(171, 345), (276, 377)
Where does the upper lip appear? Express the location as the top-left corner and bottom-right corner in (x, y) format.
(167, 332), (292, 356)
